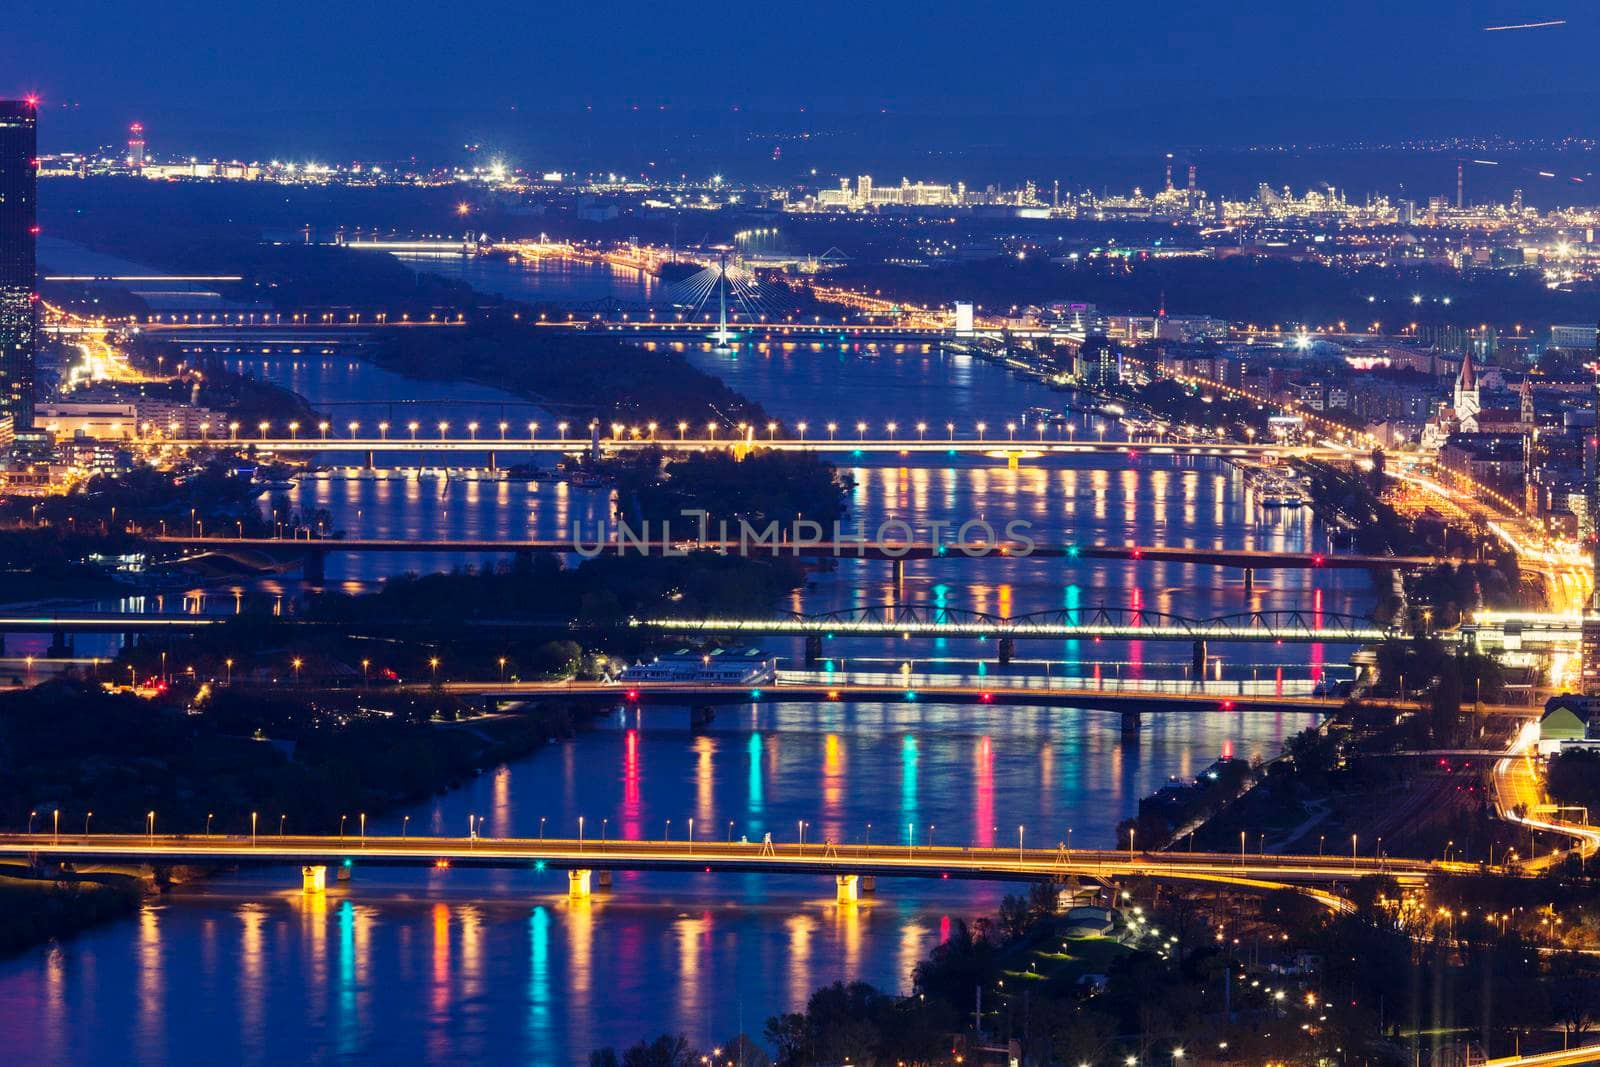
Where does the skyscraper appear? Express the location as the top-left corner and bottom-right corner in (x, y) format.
(0, 98), (38, 432)
(127, 122), (146, 167)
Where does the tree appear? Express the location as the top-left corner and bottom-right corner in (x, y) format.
(763, 1013), (807, 1067)
(620, 1034), (699, 1067)
(713, 1034), (771, 1067)
(1051, 1011), (1117, 1066)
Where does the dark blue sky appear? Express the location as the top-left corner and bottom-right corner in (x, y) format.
(5, 1), (1595, 164)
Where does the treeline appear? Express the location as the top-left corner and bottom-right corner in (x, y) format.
(365, 317), (775, 427)
(0, 680), (554, 838)
(608, 448), (852, 530)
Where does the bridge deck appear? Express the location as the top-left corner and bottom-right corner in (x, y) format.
(158, 536), (1444, 571)
(0, 833), (1455, 890)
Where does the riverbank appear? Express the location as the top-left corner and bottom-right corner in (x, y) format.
(0, 870), (143, 958)
(0, 678), (577, 953)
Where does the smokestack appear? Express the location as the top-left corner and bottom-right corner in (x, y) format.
(1187, 164), (1196, 193)
(1164, 153), (1173, 191)
(1456, 160), (1464, 210)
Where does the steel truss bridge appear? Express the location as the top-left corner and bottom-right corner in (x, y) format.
(639, 605), (1393, 644)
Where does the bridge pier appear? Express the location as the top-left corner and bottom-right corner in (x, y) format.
(597, 869), (613, 888)
(997, 637), (1014, 665)
(1120, 710), (1142, 738)
(336, 862), (351, 882)
(891, 558), (905, 593)
(302, 865), (327, 893)
(122, 632), (137, 651)
(1243, 567), (1254, 593)
(835, 874), (861, 903)
(569, 869), (593, 899)
(47, 631), (73, 659)
(1192, 639), (1207, 678)
(691, 705), (716, 730)
(363, 449), (376, 470)
(304, 548), (327, 585)
(860, 875), (876, 894)
(804, 634), (823, 667)
(487, 450), (498, 472)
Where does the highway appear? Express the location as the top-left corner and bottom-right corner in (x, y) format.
(1486, 1043), (1600, 1067)
(1492, 722), (1600, 871)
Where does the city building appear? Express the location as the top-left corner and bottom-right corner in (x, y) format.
(0, 98), (37, 434)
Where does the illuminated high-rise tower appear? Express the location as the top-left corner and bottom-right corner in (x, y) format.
(127, 122), (146, 167)
(0, 98), (38, 433)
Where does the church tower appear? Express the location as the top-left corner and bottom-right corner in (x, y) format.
(1453, 350), (1480, 425)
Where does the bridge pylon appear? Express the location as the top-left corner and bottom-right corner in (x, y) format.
(804, 634), (823, 666)
(835, 874), (861, 903)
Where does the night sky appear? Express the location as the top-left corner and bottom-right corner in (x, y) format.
(5, 2), (1597, 165)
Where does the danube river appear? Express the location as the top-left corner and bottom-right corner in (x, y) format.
(0, 259), (1366, 1064)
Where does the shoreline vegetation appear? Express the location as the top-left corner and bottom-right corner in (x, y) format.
(364, 314), (777, 429)
(0, 678), (568, 956)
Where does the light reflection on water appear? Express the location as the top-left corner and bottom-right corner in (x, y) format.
(0, 339), (1371, 1062)
(0, 700), (1320, 1064)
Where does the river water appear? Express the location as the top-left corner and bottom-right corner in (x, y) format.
(0, 257), (1367, 1064)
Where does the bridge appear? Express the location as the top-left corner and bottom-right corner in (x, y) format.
(640, 604), (1392, 645)
(0, 603), (1393, 650)
(0, 832), (1468, 906)
(160, 434), (1352, 464)
(156, 535), (1449, 581)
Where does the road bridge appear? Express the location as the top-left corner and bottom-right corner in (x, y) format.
(155, 535), (1449, 578)
(0, 604), (1393, 647)
(0, 832), (1467, 906)
(408, 678), (1535, 723)
(162, 434), (1351, 463)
